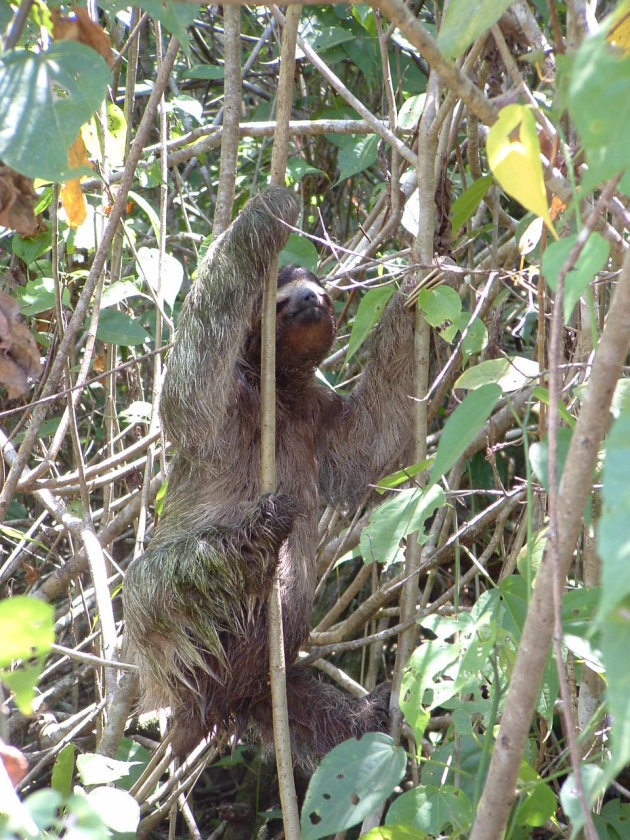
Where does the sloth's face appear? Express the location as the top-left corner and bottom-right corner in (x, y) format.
(275, 270), (336, 372)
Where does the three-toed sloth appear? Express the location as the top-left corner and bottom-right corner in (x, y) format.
(123, 187), (414, 765)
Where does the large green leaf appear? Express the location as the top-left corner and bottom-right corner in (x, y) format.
(542, 232), (610, 323)
(430, 383), (502, 486)
(438, 0), (515, 58)
(417, 285), (461, 343)
(336, 135), (379, 182)
(301, 733), (407, 840)
(359, 484), (445, 567)
(0, 41), (110, 181)
(96, 309), (149, 346)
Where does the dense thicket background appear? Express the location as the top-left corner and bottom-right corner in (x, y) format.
(3, 1), (630, 838)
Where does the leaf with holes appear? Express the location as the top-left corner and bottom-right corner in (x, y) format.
(0, 41), (110, 181)
(301, 733), (406, 840)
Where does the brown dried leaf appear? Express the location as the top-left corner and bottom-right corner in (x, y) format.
(52, 7), (114, 68)
(0, 739), (28, 787)
(0, 355), (28, 399)
(0, 290), (41, 399)
(0, 162), (40, 237)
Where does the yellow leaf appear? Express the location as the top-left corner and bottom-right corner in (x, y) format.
(608, 1), (630, 53)
(487, 104), (557, 238)
(61, 179), (87, 227)
(61, 135), (90, 228)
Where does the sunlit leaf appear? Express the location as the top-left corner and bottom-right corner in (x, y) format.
(486, 105), (556, 236)
(386, 785), (472, 834)
(0, 597), (54, 666)
(438, 0), (514, 58)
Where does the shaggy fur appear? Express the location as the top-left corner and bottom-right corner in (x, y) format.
(123, 187), (415, 765)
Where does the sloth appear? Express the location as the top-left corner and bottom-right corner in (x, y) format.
(123, 187), (414, 765)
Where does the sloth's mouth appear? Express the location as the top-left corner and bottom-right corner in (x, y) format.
(290, 303), (326, 319)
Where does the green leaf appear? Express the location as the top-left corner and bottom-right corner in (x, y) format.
(532, 386), (576, 429)
(85, 786), (141, 835)
(12, 228), (52, 265)
(454, 356), (538, 392)
(309, 24), (356, 52)
(529, 428), (573, 492)
(183, 65), (225, 81)
(346, 287), (394, 362)
(104, 0), (198, 50)
(451, 175), (494, 235)
(515, 781), (557, 827)
(2, 659), (46, 714)
(21, 789), (62, 832)
(559, 764), (605, 838)
(287, 157), (326, 182)
(360, 485), (445, 567)
(114, 737), (153, 791)
(386, 786), (473, 835)
(336, 135), (379, 182)
(593, 800), (630, 839)
(0, 597), (54, 666)
(598, 397), (630, 773)
(301, 733), (407, 840)
(430, 384), (502, 486)
(102, 280), (144, 309)
(136, 247), (184, 311)
(128, 190), (160, 241)
(460, 314), (488, 364)
(542, 232), (610, 323)
(417, 285), (462, 343)
(568, 31), (630, 189)
(438, 0), (514, 57)
(51, 743), (76, 798)
(18, 276), (71, 317)
(0, 42), (110, 181)
(363, 827), (428, 840)
(279, 234), (319, 273)
(96, 309), (149, 346)
(398, 94), (426, 130)
(77, 753), (138, 786)
(119, 400), (152, 427)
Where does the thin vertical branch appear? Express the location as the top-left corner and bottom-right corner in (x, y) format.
(213, 6), (242, 237)
(263, 5), (302, 838)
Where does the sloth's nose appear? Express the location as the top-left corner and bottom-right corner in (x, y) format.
(296, 287), (320, 306)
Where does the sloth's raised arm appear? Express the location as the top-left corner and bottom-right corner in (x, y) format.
(160, 187), (298, 456)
